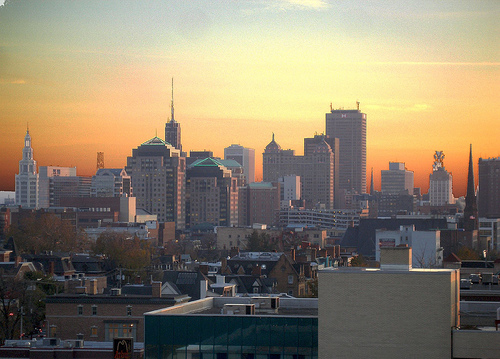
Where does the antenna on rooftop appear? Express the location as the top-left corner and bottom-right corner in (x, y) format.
(170, 77), (175, 122)
(356, 100), (360, 111)
(97, 152), (104, 171)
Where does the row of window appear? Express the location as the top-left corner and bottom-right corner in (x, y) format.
(77, 305), (132, 316)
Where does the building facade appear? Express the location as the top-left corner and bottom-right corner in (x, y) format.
(381, 162), (414, 195)
(125, 137), (186, 229)
(15, 129), (39, 208)
(238, 182), (280, 227)
(263, 134), (334, 209)
(224, 144), (256, 184)
(90, 168), (132, 197)
(325, 105), (367, 194)
(38, 166), (77, 208)
(429, 151), (454, 206)
(186, 158), (238, 228)
(478, 157), (500, 218)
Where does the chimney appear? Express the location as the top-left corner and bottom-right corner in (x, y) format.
(200, 279), (207, 299)
(199, 264), (209, 275)
(49, 261), (55, 276)
(289, 248), (296, 261)
(221, 257), (227, 273)
(230, 247), (240, 258)
(152, 281), (162, 298)
(89, 279), (97, 295)
(380, 245), (412, 271)
(252, 265), (261, 277)
(135, 275), (141, 284)
(216, 275), (225, 285)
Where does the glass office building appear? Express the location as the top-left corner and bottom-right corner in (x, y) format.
(144, 298), (318, 359)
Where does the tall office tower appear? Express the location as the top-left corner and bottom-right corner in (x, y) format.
(325, 103), (367, 194)
(381, 162), (414, 195)
(429, 151), (454, 206)
(15, 128), (39, 208)
(238, 182), (280, 227)
(164, 78), (182, 153)
(464, 145), (478, 231)
(478, 157), (500, 218)
(91, 168), (132, 197)
(224, 144), (256, 184)
(39, 166), (78, 208)
(48, 176), (91, 207)
(126, 137), (186, 229)
(263, 134), (334, 209)
(304, 134), (340, 208)
(186, 158), (238, 228)
(370, 168), (375, 195)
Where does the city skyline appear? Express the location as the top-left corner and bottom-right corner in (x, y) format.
(1, 1), (498, 196)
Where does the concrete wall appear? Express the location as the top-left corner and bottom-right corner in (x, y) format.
(453, 330), (500, 358)
(319, 268), (459, 359)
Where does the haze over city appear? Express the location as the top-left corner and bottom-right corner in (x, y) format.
(0, 0), (498, 195)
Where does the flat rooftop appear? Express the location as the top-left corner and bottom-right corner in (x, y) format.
(145, 296), (318, 317)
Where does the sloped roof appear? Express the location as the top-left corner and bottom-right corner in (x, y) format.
(141, 136), (169, 146)
(95, 168), (125, 176)
(443, 253), (462, 263)
(189, 157), (225, 168)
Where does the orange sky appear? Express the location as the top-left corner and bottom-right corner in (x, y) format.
(1, 1), (498, 197)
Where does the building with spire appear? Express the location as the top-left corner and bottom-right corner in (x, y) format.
(164, 78), (182, 153)
(463, 145), (478, 232)
(126, 136), (185, 229)
(15, 127), (39, 208)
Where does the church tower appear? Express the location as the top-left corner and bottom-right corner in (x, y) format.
(165, 78), (182, 153)
(15, 126), (39, 208)
(463, 144), (478, 231)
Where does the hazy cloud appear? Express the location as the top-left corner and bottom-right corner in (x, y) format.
(0, 78), (26, 84)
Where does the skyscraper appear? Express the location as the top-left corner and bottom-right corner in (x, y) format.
(224, 144), (255, 184)
(263, 134), (334, 209)
(478, 157), (500, 218)
(428, 151), (454, 206)
(126, 137), (185, 229)
(186, 157), (238, 228)
(325, 103), (367, 194)
(164, 78), (182, 153)
(381, 162), (414, 195)
(15, 127), (39, 208)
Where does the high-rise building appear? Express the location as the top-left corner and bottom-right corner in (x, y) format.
(263, 134), (334, 209)
(381, 162), (414, 195)
(464, 145), (478, 231)
(164, 78), (182, 153)
(478, 157), (500, 218)
(38, 166), (77, 208)
(126, 137), (185, 229)
(325, 103), (367, 194)
(15, 128), (39, 208)
(238, 181), (280, 227)
(91, 168), (132, 197)
(224, 144), (255, 184)
(186, 158), (238, 228)
(429, 151), (454, 206)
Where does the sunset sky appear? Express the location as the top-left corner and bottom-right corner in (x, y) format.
(0, 0), (498, 197)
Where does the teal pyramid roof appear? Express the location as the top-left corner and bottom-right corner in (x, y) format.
(141, 137), (170, 146)
(189, 157), (225, 168)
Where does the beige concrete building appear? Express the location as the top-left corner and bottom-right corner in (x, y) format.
(319, 247), (460, 359)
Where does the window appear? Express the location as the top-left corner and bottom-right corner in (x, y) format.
(92, 305), (97, 316)
(288, 275), (294, 284)
(77, 305), (83, 316)
(49, 325), (57, 337)
(90, 326), (98, 337)
(105, 323), (136, 341)
(127, 306), (132, 316)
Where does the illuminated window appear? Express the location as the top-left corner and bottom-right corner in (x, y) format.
(90, 326), (98, 337)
